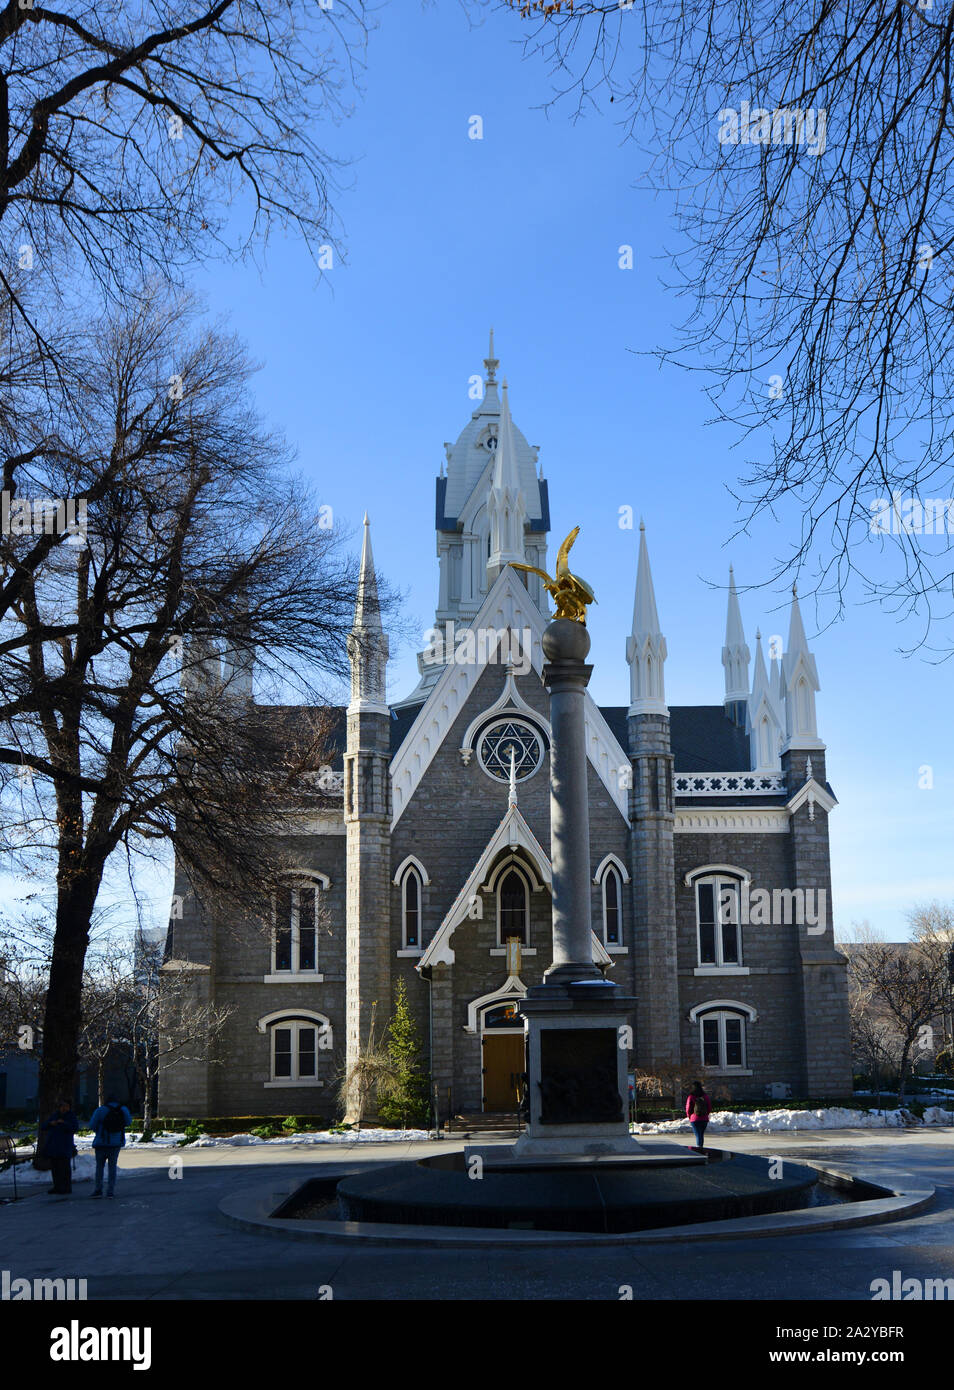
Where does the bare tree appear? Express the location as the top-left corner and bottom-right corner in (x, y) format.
(129, 935), (231, 1130)
(0, 0), (367, 347)
(847, 937), (949, 1103)
(0, 284), (397, 1119)
(78, 935), (137, 1109)
(499, 0), (954, 649)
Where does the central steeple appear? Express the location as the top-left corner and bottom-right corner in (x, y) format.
(486, 380), (527, 581)
(397, 334), (551, 705)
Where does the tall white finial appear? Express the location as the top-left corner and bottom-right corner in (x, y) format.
(746, 627), (783, 771)
(627, 523), (668, 716)
(507, 743), (518, 809)
(486, 379), (526, 577)
(484, 327), (499, 384)
(347, 514), (389, 715)
(723, 565), (750, 710)
(780, 587), (823, 751)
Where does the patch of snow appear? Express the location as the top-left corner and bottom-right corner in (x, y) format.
(4, 1153), (97, 1187)
(632, 1104), (954, 1135)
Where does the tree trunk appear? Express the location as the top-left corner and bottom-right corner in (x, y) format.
(97, 1058), (104, 1108)
(142, 1068), (153, 1129)
(36, 868), (103, 1128)
(897, 1044), (911, 1107)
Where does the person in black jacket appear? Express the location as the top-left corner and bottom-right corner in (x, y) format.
(41, 1100), (79, 1195)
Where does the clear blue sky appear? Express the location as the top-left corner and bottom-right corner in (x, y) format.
(6, 1), (952, 939)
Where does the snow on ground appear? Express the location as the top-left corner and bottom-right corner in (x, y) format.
(3, 1152), (97, 1188)
(633, 1105), (954, 1135)
(70, 1127), (434, 1148)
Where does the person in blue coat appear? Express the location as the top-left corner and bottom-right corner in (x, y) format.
(89, 1095), (132, 1199)
(41, 1100), (79, 1195)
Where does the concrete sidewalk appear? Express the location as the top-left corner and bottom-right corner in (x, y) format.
(1, 1128), (952, 1299)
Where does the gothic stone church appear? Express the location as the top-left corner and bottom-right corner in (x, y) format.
(159, 341), (852, 1120)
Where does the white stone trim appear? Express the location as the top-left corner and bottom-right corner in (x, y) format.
(688, 999), (758, 1023)
(396, 948), (423, 959)
(693, 966), (750, 976)
(464, 974), (527, 1034)
(392, 855), (431, 886)
(262, 973), (325, 984)
(674, 772), (787, 796)
(264, 1079), (325, 1089)
(485, 854), (546, 894)
(786, 779), (837, 818)
(593, 852), (631, 884)
(257, 1008), (332, 1034)
(675, 809), (789, 834)
(683, 863), (752, 887)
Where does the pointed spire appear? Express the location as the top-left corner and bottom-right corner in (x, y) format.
(486, 379), (527, 578)
(746, 628), (783, 771)
(352, 513), (382, 633)
(632, 520), (660, 636)
(484, 326), (499, 385)
(347, 515), (389, 715)
(722, 565), (751, 718)
(780, 586), (822, 750)
(626, 521), (668, 716)
(751, 628), (768, 700)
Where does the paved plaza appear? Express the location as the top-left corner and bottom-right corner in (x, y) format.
(1, 1127), (952, 1300)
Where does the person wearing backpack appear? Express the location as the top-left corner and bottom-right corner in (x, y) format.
(89, 1095), (132, 1199)
(685, 1081), (711, 1152)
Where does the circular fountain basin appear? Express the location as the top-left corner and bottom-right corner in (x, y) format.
(334, 1149), (820, 1234)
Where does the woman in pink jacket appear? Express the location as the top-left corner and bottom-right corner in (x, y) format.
(686, 1081), (711, 1151)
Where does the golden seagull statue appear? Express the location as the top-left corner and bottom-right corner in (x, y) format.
(512, 525), (597, 624)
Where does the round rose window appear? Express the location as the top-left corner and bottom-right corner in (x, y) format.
(477, 718), (544, 783)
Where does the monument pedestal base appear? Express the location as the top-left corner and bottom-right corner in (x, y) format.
(512, 978), (643, 1159)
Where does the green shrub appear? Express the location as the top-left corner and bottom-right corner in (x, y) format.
(249, 1122), (284, 1139)
(377, 980), (431, 1128)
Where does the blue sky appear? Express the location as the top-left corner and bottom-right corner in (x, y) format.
(6, 1), (952, 939)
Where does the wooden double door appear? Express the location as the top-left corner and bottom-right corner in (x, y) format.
(481, 1031), (527, 1112)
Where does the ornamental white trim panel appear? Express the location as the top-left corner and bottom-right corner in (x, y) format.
(675, 809), (789, 834)
(674, 772), (787, 797)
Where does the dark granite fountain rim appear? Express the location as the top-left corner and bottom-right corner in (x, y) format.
(217, 1148), (935, 1247)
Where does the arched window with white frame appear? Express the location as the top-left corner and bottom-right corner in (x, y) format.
(593, 854), (630, 949)
(496, 864), (530, 946)
(689, 869), (746, 968)
(258, 1009), (331, 1086)
(271, 874), (328, 977)
(601, 865), (622, 946)
(401, 865), (422, 950)
(689, 1000), (756, 1074)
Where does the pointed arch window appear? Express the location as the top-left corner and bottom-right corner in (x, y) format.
(593, 855), (629, 948)
(602, 866), (622, 946)
(497, 867), (529, 946)
(402, 866), (422, 950)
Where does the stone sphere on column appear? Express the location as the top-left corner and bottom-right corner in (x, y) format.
(542, 617), (591, 663)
